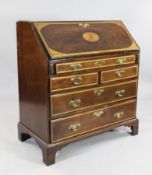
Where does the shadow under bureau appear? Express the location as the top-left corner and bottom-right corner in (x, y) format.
(17, 20), (140, 165)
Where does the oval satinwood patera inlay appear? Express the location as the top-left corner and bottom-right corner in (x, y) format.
(82, 32), (100, 42)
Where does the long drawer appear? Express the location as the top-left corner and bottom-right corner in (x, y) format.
(51, 100), (136, 142)
(50, 80), (137, 116)
(56, 55), (136, 74)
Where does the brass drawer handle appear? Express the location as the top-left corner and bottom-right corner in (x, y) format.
(117, 58), (127, 65)
(69, 63), (82, 71)
(115, 89), (126, 97)
(69, 123), (81, 132)
(71, 76), (83, 85)
(114, 111), (124, 119)
(94, 89), (104, 96)
(115, 70), (125, 77)
(95, 60), (106, 66)
(69, 99), (81, 108)
(93, 111), (104, 118)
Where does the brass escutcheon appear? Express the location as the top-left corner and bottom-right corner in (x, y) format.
(82, 32), (100, 42)
(70, 76), (83, 85)
(95, 60), (106, 66)
(78, 22), (90, 28)
(94, 89), (104, 96)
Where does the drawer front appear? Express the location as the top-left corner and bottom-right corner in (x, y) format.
(50, 72), (98, 92)
(51, 80), (137, 116)
(101, 65), (138, 83)
(51, 100), (136, 142)
(56, 55), (135, 74)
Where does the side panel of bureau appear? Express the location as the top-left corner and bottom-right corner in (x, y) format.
(17, 21), (50, 143)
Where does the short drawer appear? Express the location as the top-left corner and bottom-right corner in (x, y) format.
(56, 55), (136, 74)
(51, 100), (136, 142)
(50, 72), (98, 92)
(101, 65), (138, 83)
(50, 80), (137, 116)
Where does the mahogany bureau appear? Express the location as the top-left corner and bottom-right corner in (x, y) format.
(17, 20), (140, 165)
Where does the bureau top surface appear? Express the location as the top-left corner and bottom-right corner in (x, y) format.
(34, 21), (139, 59)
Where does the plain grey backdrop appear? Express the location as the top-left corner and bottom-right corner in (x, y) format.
(0, 0), (152, 175)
